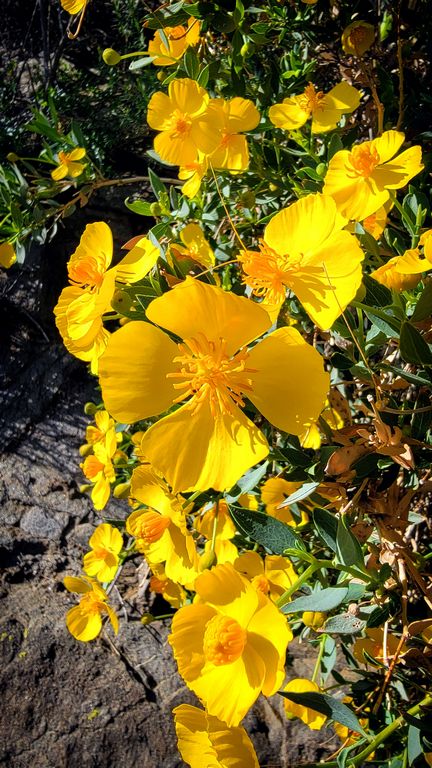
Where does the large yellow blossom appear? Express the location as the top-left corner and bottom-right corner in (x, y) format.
(269, 81), (360, 134)
(323, 130), (423, 221)
(64, 575), (118, 641)
(83, 523), (123, 582)
(147, 79), (219, 166)
(239, 193), (364, 329)
(174, 704), (259, 768)
(55, 222), (159, 372)
(282, 678), (327, 730)
(342, 21), (375, 56)
(202, 97), (260, 172)
(99, 277), (329, 492)
(51, 147), (86, 180)
(169, 563), (291, 726)
(148, 19), (201, 66)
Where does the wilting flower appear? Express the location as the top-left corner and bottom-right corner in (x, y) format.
(282, 679), (327, 730)
(342, 21), (375, 56)
(147, 78), (219, 166)
(51, 147), (86, 180)
(99, 277), (329, 492)
(169, 563), (291, 726)
(83, 523), (123, 582)
(269, 81), (360, 134)
(239, 193), (364, 329)
(169, 222), (215, 269)
(127, 464), (199, 585)
(54, 222), (159, 372)
(370, 251), (423, 292)
(261, 477), (309, 526)
(323, 130), (423, 221)
(0, 242), (16, 268)
(174, 704), (259, 768)
(202, 97), (260, 172)
(64, 575), (118, 641)
(148, 19), (201, 66)
(234, 551), (297, 602)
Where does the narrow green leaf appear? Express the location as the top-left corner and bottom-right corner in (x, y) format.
(225, 462), (268, 502)
(228, 507), (305, 554)
(400, 321), (432, 365)
(312, 508), (338, 552)
(124, 198), (153, 216)
(281, 587), (348, 614)
(148, 168), (167, 201)
(279, 691), (368, 736)
(277, 481), (319, 508)
(336, 516), (364, 567)
(412, 280), (432, 322)
(183, 48), (200, 79)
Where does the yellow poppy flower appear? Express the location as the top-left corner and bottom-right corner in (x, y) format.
(0, 242), (17, 268)
(261, 477), (309, 526)
(81, 440), (116, 510)
(169, 222), (215, 269)
(149, 564), (186, 609)
(60, 0), (86, 14)
(169, 563), (292, 726)
(174, 704), (259, 768)
(127, 465), (199, 585)
(323, 130), (423, 221)
(178, 152), (208, 198)
(147, 78), (219, 166)
(370, 251), (423, 292)
(201, 97), (260, 172)
(342, 21), (375, 56)
(83, 409), (120, 450)
(239, 193), (364, 329)
(282, 679), (327, 730)
(99, 277), (329, 493)
(353, 628), (402, 664)
(234, 551), (297, 602)
(64, 575), (118, 641)
(148, 19), (201, 66)
(269, 81), (360, 134)
(51, 147), (86, 181)
(196, 500), (239, 565)
(83, 523), (123, 582)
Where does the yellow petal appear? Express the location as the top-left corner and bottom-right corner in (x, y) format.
(154, 131), (199, 166)
(371, 130), (405, 164)
(179, 222), (215, 268)
(51, 164), (68, 181)
(269, 98), (309, 130)
(195, 564), (260, 627)
(115, 237), (159, 283)
(394, 248), (431, 274)
(69, 147), (86, 160)
(99, 321), (178, 423)
(147, 91), (173, 131)
(88, 522), (123, 553)
(64, 575), (93, 594)
(66, 604), (102, 642)
(325, 81), (361, 112)
(211, 134), (250, 172)
(0, 242), (16, 268)
(372, 145), (424, 190)
(248, 327), (329, 435)
(169, 603), (217, 680)
(146, 276), (271, 356)
(169, 78), (209, 117)
(225, 97), (260, 133)
(264, 194), (346, 260)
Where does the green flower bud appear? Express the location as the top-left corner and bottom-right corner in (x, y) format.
(7, 152), (19, 163)
(102, 48), (122, 66)
(150, 202), (163, 217)
(84, 401), (98, 416)
(316, 163), (327, 177)
(113, 481), (131, 499)
(141, 612), (155, 626)
(79, 443), (93, 458)
(111, 289), (133, 313)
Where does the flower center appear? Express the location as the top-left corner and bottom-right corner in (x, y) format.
(252, 573), (270, 594)
(68, 255), (105, 289)
(167, 333), (255, 416)
(298, 83), (325, 114)
(93, 547), (118, 565)
(137, 511), (171, 544)
(239, 240), (299, 304)
(168, 25), (187, 41)
(349, 144), (380, 177)
(171, 110), (192, 138)
(203, 614), (246, 666)
(81, 593), (105, 615)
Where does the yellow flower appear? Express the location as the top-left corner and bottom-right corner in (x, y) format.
(99, 277), (329, 493)
(174, 704), (259, 768)
(127, 464), (199, 585)
(282, 679), (327, 730)
(54, 222), (159, 372)
(84, 409), (119, 449)
(81, 440), (116, 510)
(302, 611), (326, 629)
(0, 242), (17, 268)
(370, 252), (423, 292)
(196, 500), (239, 565)
(234, 551), (297, 601)
(239, 193), (364, 329)
(323, 130), (423, 221)
(60, 0), (86, 14)
(269, 81), (360, 134)
(148, 19), (201, 66)
(342, 21), (375, 56)
(169, 563), (291, 726)
(83, 523), (123, 582)
(170, 222), (215, 269)
(178, 153), (208, 197)
(147, 78), (219, 166)
(300, 398), (345, 450)
(51, 147), (86, 180)
(149, 564), (186, 609)
(353, 628), (402, 664)
(202, 97), (260, 172)
(64, 575), (118, 641)
(261, 477), (306, 526)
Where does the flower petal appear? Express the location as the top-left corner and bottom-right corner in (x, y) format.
(115, 237), (159, 283)
(195, 564), (260, 627)
(66, 604), (102, 642)
(264, 194), (346, 259)
(269, 98), (309, 130)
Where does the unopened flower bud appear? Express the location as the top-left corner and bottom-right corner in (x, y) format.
(199, 549), (216, 572)
(141, 612), (155, 625)
(7, 152), (19, 163)
(79, 483), (93, 494)
(113, 482), (131, 499)
(103, 48), (122, 66)
(84, 402), (98, 416)
(111, 289), (132, 313)
(302, 611), (326, 629)
(79, 443), (93, 457)
(150, 202), (163, 216)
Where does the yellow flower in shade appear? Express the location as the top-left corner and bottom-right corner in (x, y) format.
(178, 153), (208, 198)
(127, 465), (199, 585)
(234, 551), (297, 602)
(282, 679), (327, 730)
(83, 523), (123, 582)
(64, 575), (118, 641)
(170, 222), (215, 270)
(148, 19), (201, 66)
(60, 0), (86, 14)
(149, 564), (186, 609)
(300, 398), (345, 450)
(353, 628), (403, 665)
(99, 277), (329, 493)
(269, 82), (360, 134)
(147, 78), (219, 166)
(370, 252), (423, 292)
(323, 130), (423, 222)
(196, 500), (239, 565)
(169, 563), (292, 726)
(201, 97), (260, 172)
(261, 477), (309, 526)
(302, 611), (326, 629)
(51, 147), (86, 181)
(54, 222), (159, 372)
(84, 409), (119, 449)
(0, 242), (16, 268)
(239, 193), (364, 330)
(174, 704), (259, 768)
(342, 21), (375, 56)
(81, 440), (116, 510)
(362, 203), (391, 239)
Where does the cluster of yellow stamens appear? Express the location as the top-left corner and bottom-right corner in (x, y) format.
(349, 144), (380, 178)
(203, 615), (247, 666)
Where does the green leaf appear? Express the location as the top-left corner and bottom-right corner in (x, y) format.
(407, 723), (423, 765)
(225, 462), (268, 502)
(400, 321), (432, 365)
(279, 691), (368, 736)
(362, 274), (392, 307)
(124, 198), (153, 216)
(336, 516), (364, 567)
(197, 64), (210, 88)
(148, 168), (167, 201)
(363, 307), (401, 335)
(183, 48), (200, 79)
(323, 613), (367, 634)
(379, 363), (431, 386)
(277, 481), (319, 508)
(412, 280), (432, 322)
(281, 587), (349, 614)
(312, 508), (338, 552)
(228, 507), (305, 554)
